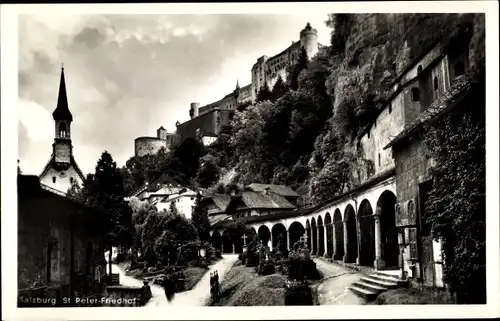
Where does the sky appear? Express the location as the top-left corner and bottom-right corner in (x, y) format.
(18, 14), (331, 176)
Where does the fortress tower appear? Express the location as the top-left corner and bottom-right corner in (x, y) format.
(136, 23), (324, 150)
(189, 102), (201, 119)
(300, 22), (319, 59)
(39, 66), (85, 194)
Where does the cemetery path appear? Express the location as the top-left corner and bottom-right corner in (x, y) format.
(113, 254), (238, 307)
(312, 258), (365, 305)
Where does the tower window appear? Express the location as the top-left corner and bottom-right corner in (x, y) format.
(59, 122), (67, 138)
(411, 87), (420, 102)
(378, 153), (381, 167)
(433, 77), (438, 91)
(70, 177), (74, 184)
(52, 176), (56, 183)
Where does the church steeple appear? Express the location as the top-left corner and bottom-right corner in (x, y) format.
(52, 65), (73, 122)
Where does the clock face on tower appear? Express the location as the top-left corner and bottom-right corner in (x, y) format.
(60, 171), (67, 178)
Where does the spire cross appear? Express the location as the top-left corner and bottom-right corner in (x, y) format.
(61, 63), (64, 70)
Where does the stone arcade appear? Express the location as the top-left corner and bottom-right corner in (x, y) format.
(208, 31), (474, 290)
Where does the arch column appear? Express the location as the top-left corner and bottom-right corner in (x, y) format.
(309, 228), (315, 254)
(286, 229), (290, 251)
(316, 226), (320, 257)
(323, 224), (329, 258)
(342, 220), (349, 263)
(356, 215), (361, 266)
(232, 243), (235, 254)
(270, 233), (274, 251)
(374, 212), (385, 270)
(331, 223), (337, 260)
(307, 227), (312, 251)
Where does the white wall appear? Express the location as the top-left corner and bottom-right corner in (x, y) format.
(39, 164), (83, 194)
(157, 193), (196, 220)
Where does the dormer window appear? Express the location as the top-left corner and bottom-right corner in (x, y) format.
(52, 176), (56, 183)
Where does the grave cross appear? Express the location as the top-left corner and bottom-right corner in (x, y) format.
(302, 233), (309, 248)
(241, 234), (248, 246)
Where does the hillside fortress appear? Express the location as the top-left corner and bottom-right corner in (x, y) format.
(134, 23), (323, 157)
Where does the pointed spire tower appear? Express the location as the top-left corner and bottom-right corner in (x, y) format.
(39, 64), (86, 194)
(234, 78), (241, 101)
(52, 64), (73, 123)
(52, 65), (73, 166)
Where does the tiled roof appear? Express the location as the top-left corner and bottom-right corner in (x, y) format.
(228, 191), (295, 211)
(245, 183), (299, 197)
(208, 214), (232, 226)
(212, 194), (232, 211)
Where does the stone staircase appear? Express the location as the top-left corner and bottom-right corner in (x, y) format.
(348, 270), (409, 301)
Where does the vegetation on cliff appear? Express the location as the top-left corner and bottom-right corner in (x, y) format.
(422, 65), (485, 304)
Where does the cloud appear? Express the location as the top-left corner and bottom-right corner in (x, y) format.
(18, 14), (332, 175)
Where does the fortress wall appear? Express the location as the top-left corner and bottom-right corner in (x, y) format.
(134, 137), (166, 157)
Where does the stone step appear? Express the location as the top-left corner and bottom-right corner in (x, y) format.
(348, 285), (378, 301)
(360, 276), (399, 289)
(374, 270), (402, 281)
(369, 273), (403, 285)
(354, 280), (388, 292)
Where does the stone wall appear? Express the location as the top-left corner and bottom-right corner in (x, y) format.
(54, 140), (71, 164)
(18, 192), (105, 291)
(358, 95), (404, 180)
(394, 134), (432, 208)
(134, 137), (167, 157)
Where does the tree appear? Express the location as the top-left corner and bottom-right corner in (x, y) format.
(271, 75), (288, 101)
(196, 158), (219, 188)
(309, 150), (354, 205)
(169, 201), (179, 216)
(66, 178), (82, 198)
(141, 208), (168, 266)
(289, 46), (309, 90)
(73, 151), (134, 273)
(191, 192), (210, 242)
(257, 82), (272, 102)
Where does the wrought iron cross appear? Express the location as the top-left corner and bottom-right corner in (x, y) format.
(242, 233), (248, 245)
(302, 233), (309, 246)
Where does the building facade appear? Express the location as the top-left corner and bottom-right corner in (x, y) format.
(39, 67), (85, 194)
(132, 174), (196, 220)
(133, 23), (323, 153)
(18, 175), (107, 307)
(134, 126), (176, 157)
(208, 27), (479, 292)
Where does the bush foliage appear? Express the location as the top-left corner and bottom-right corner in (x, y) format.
(422, 68), (485, 304)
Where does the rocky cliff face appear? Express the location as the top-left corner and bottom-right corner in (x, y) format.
(327, 13), (480, 141)
(308, 13), (485, 202)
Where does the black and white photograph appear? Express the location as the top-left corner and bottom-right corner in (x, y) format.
(1, 1), (499, 320)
